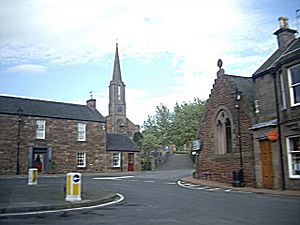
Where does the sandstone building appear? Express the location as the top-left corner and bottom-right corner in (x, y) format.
(197, 17), (300, 190)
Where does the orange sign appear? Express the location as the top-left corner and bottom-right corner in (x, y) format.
(267, 131), (278, 141)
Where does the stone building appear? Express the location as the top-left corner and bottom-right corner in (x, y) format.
(197, 63), (255, 187)
(251, 17), (300, 190)
(0, 44), (140, 175)
(105, 43), (141, 172)
(197, 17), (300, 190)
(106, 43), (140, 139)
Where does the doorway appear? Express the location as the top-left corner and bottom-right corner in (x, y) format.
(259, 140), (273, 188)
(32, 148), (48, 173)
(128, 153), (134, 171)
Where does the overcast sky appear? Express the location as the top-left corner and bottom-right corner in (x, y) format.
(0, 0), (299, 125)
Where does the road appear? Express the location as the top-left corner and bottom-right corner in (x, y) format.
(1, 154), (300, 225)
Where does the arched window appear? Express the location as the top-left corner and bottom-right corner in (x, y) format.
(117, 85), (121, 100)
(215, 109), (233, 154)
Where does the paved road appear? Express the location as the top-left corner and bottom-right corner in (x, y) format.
(156, 153), (194, 171)
(1, 155), (299, 225)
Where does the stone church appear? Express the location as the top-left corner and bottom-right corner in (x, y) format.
(106, 43), (140, 138)
(0, 44), (141, 175)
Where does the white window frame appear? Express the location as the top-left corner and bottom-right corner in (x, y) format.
(286, 135), (300, 179)
(279, 72), (287, 110)
(288, 64), (300, 107)
(77, 152), (86, 168)
(77, 123), (86, 142)
(112, 153), (121, 168)
(36, 120), (46, 139)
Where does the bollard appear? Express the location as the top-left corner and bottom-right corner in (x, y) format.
(65, 172), (82, 202)
(28, 168), (38, 185)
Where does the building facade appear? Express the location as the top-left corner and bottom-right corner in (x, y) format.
(196, 17), (300, 190)
(0, 96), (107, 175)
(197, 64), (255, 187)
(252, 17), (300, 190)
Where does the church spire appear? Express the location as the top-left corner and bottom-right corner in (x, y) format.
(112, 43), (122, 83)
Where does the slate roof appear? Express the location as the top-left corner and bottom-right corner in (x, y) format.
(226, 75), (253, 100)
(106, 133), (139, 152)
(0, 95), (106, 122)
(253, 38), (300, 77)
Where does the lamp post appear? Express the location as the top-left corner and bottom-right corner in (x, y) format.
(235, 88), (244, 186)
(16, 107), (23, 175)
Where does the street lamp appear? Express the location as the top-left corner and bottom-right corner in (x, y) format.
(235, 88), (244, 187)
(16, 107), (23, 175)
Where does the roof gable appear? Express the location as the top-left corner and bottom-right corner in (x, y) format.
(0, 96), (106, 122)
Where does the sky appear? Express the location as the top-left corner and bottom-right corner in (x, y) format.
(0, 0), (299, 126)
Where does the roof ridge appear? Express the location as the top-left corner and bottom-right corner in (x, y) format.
(0, 95), (87, 108)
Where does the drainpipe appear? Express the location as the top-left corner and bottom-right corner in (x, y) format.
(272, 70), (286, 190)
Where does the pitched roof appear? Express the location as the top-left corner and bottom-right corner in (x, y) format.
(106, 133), (139, 152)
(253, 38), (300, 77)
(0, 95), (106, 122)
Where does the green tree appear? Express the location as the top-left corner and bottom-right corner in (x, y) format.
(139, 98), (206, 153)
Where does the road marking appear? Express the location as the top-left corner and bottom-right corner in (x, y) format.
(0, 193), (125, 217)
(93, 176), (135, 180)
(143, 180), (155, 183)
(165, 182), (177, 185)
(177, 181), (253, 194)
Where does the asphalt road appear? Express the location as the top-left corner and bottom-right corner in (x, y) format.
(1, 155), (300, 225)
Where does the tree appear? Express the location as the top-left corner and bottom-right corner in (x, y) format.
(139, 98), (206, 153)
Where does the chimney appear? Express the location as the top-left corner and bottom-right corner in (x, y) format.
(273, 17), (297, 49)
(86, 99), (96, 109)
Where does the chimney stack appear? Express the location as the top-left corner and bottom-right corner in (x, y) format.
(86, 99), (96, 109)
(273, 17), (297, 49)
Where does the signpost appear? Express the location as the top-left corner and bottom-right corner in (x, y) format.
(192, 140), (202, 179)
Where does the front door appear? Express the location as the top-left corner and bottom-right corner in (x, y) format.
(260, 140), (273, 188)
(128, 153), (134, 171)
(32, 148), (48, 173)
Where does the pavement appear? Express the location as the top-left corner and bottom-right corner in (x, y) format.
(180, 176), (300, 197)
(0, 174), (120, 216)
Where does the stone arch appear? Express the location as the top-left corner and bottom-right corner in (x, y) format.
(214, 106), (233, 154)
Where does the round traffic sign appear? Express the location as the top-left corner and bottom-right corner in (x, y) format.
(73, 174), (80, 183)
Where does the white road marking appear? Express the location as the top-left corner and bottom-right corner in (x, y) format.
(0, 193), (125, 217)
(93, 176), (135, 180)
(143, 180), (155, 183)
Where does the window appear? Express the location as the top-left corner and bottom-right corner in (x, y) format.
(117, 85), (121, 100)
(113, 153), (121, 167)
(287, 136), (300, 178)
(215, 109), (232, 154)
(254, 100), (260, 114)
(77, 152), (86, 168)
(77, 123), (86, 141)
(288, 64), (300, 106)
(36, 120), (46, 139)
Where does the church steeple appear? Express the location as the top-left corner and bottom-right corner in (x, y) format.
(108, 43), (127, 134)
(112, 43), (123, 84)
